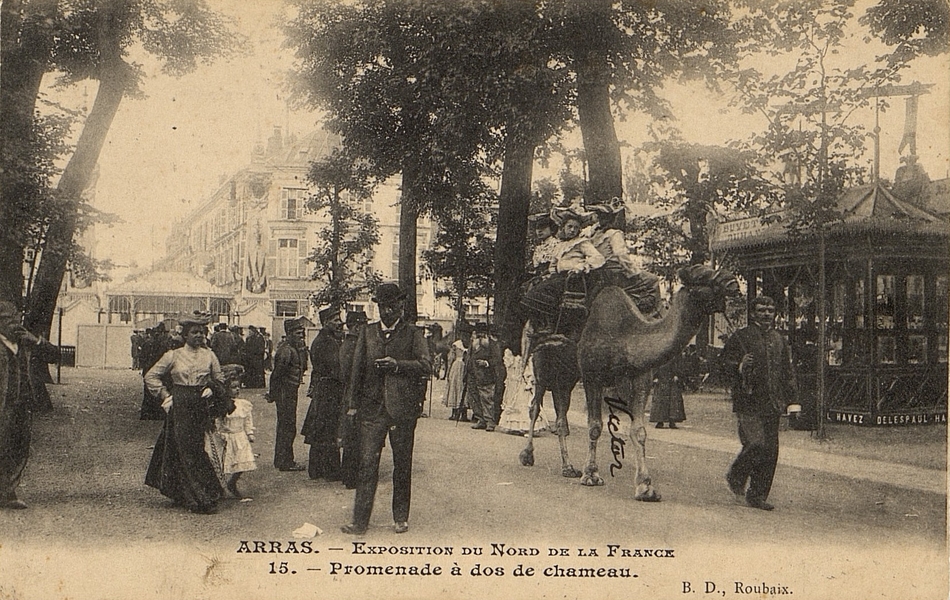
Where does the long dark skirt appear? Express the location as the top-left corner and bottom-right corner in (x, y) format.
(244, 357), (266, 389)
(145, 385), (222, 509)
(302, 379), (343, 480)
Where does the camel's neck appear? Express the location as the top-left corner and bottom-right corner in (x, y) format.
(639, 287), (705, 370)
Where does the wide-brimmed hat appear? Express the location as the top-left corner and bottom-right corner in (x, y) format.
(473, 322), (491, 335)
(372, 282), (407, 304)
(550, 206), (594, 227)
(528, 211), (558, 231)
(345, 310), (368, 327)
(179, 312), (211, 327)
(456, 320), (475, 335)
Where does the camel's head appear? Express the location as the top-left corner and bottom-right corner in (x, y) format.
(677, 265), (740, 313)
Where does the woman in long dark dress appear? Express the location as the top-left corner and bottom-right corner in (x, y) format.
(144, 315), (226, 514)
(649, 353), (687, 429)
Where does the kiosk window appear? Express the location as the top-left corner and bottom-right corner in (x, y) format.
(907, 335), (927, 364)
(936, 276), (948, 328)
(906, 275), (924, 330)
(875, 275), (895, 330)
(938, 334), (948, 364)
(877, 336), (896, 364)
(854, 279), (865, 329)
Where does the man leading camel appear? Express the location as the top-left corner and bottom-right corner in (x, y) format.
(721, 295), (800, 511)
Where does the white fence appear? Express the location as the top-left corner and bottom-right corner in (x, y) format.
(77, 324), (134, 369)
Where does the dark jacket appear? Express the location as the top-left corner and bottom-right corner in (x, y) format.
(308, 329), (343, 393)
(720, 324), (798, 416)
(344, 320), (431, 422)
(245, 332), (265, 366)
(209, 330), (237, 365)
(464, 341), (505, 387)
(270, 339), (305, 393)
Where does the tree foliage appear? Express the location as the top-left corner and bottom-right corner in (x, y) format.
(422, 181), (496, 321)
(305, 151), (382, 308)
(861, 0), (950, 63)
(728, 0), (909, 234)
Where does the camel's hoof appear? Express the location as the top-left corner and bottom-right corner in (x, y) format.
(519, 449), (534, 467)
(580, 473), (605, 487)
(635, 490), (662, 502)
(562, 466), (582, 478)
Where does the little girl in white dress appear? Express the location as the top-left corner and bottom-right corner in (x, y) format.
(207, 365), (257, 498)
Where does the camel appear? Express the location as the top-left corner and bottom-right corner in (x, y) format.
(519, 265), (739, 501)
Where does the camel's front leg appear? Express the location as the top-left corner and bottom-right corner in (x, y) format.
(552, 388), (581, 478)
(581, 381), (605, 486)
(519, 386), (544, 467)
(621, 373), (660, 501)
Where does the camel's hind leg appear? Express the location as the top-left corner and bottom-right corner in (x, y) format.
(552, 387), (581, 478)
(621, 372), (661, 501)
(519, 386), (545, 467)
(581, 380), (605, 486)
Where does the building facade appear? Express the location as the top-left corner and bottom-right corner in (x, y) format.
(161, 127), (455, 334)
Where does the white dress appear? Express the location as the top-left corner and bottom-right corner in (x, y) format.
(500, 351), (554, 434)
(206, 397), (257, 476)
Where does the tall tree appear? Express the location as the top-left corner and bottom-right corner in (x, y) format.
(728, 0), (935, 436)
(561, 0), (738, 206)
(305, 151), (382, 308)
(25, 0), (239, 338)
(0, 0), (58, 306)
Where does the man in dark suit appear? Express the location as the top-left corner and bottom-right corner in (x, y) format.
(269, 317), (308, 472)
(720, 295), (799, 511)
(465, 322), (506, 432)
(244, 325), (267, 388)
(0, 301), (60, 509)
(341, 283), (431, 535)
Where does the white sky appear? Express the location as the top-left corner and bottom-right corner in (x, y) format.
(40, 0), (949, 274)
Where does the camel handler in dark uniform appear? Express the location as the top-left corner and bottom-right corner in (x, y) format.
(269, 317), (308, 472)
(341, 283), (431, 535)
(302, 306), (345, 481)
(721, 295), (800, 511)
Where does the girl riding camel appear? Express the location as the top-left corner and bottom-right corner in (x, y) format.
(586, 197), (661, 317)
(521, 206), (604, 337)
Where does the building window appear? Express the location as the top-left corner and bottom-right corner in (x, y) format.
(275, 300), (298, 317)
(277, 238), (299, 278)
(391, 238), (399, 280)
(281, 188), (306, 220)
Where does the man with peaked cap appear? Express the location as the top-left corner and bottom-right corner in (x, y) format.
(268, 317), (308, 471)
(338, 310), (368, 489)
(0, 301), (60, 509)
(302, 306), (345, 481)
(341, 283), (431, 535)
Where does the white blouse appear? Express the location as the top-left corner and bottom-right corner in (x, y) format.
(144, 346), (223, 400)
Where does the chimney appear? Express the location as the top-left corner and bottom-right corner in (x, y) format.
(266, 126), (283, 156)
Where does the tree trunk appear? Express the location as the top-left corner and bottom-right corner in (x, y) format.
(26, 72), (126, 338)
(571, 0), (623, 205)
(398, 162), (421, 323)
(493, 134), (535, 352)
(0, 0), (56, 307)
